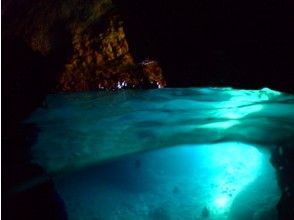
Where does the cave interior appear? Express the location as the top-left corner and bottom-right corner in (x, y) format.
(2, 0), (294, 220)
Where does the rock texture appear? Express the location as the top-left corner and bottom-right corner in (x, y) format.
(3, 0), (166, 92)
(3, 0), (113, 55)
(58, 12), (166, 91)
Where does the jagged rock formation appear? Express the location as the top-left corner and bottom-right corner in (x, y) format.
(58, 12), (166, 91)
(3, 0), (166, 92)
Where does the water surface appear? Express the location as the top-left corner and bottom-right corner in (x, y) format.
(25, 87), (294, 219)
(26, 87), (294, 173)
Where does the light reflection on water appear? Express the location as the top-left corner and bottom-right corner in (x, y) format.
(26, 88), (294, 173)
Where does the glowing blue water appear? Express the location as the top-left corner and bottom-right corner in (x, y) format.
(53, 143), (279, 220)
(26, 88), (294, 173)
(25, 87), (294, 219)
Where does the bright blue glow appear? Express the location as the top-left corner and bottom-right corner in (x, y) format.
(194, 142), (263, 215)
(222, 104), (263, 119)
(54, 142), (279, 220)
(26, 87), (294, 173)
(215, 195), (229, 208)
(23, 88), (288, 219)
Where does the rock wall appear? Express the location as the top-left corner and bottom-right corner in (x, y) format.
(58, 11), (166, 91)
(3, 0), (113, 55)
(3, 0), (166, 92)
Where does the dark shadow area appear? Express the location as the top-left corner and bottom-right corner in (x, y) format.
(1, 122), (68, 220)
(114, 0), (294, 93)
(271, 142), (294, 220)
(2, 23), (72, 220)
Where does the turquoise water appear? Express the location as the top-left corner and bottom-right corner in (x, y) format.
(25, 87), (294, 219)
(53, 143), (279, 220)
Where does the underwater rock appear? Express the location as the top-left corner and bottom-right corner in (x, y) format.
(277, 190), (294, 220)
(271, 143), (294, 220)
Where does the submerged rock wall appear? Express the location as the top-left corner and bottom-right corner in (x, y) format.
(270, 144), (294, 219)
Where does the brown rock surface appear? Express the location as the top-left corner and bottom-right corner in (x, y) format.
(58, 12), (166, 91)
(3, 0), (166, 92)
